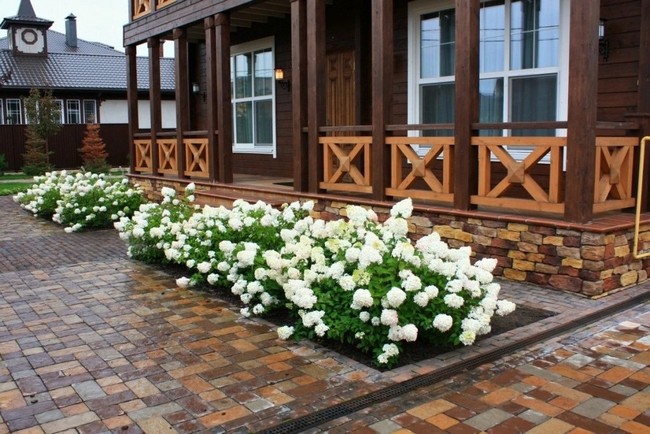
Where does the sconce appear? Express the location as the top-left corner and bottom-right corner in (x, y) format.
(599, 19), (609, 61)
(274, 68), (291, 92)
(192, 82), (205, 101)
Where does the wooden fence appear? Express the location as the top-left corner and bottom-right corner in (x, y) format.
(0, 124), (130, 171)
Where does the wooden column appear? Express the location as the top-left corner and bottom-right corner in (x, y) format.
(638, 0), (650, 114)
(174, 28), (189, 179)
(306, 0), (326, 193)
(371, 0), (393, 201)
(565, 0), (599, 223)
(215, 13), (233, 184)
(126, 44), (138, 174)
(453, 0), (480, 210)
(291, 0), (308, 192)
(148, 37), (162, 176)
(204, 17), (218, 182)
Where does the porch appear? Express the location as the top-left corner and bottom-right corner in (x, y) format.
(123, 0), (650, 295)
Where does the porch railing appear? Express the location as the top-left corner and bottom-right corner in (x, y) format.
(131, 125), (640, 217)
(133, 131), (210, 179)
(315, 125), (639, 216)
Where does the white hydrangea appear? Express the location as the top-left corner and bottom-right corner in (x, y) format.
(390, 198), (413, 218)
(277, 326), (294, 340)
(351, 289), (374, 310)
(380, 309), (399, 326)
(496, 299), (516, 316)
(176, 277), (190, 289)
(386, 287), (407, 308)
(433, 314), (453, 332)
(444, 293), (465, 309)
(459, 330), (476, 346)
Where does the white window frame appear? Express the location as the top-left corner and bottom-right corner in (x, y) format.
(230, 36), (277, 157)
(408, 0), (570, 159)
(6, 98), (22, 124)
(83, 99), (97, 123)
(53, 99), (64, 124)
(67, 99), (81, 124)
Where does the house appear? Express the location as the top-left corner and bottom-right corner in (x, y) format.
(0, 0), (176, 170)
(123, 0), (650, 297)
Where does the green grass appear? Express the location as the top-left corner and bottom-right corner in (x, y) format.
(0, 173), (35, 181)
(0, 182), (32, 196)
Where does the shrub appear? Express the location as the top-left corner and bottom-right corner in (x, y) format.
(79, 123), (110, 174)
(14, 170), (144, 231)
(114, 189), (515, 368)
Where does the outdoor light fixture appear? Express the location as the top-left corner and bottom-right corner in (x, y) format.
(599, 19), (609, 61)
(192, 82), (200, 94)
(274, 67), (291, 91)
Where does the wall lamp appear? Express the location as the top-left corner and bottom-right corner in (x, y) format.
(192, 82), (206, 101)
(274, 68), (291, 92)
(599, 19), (609, 62)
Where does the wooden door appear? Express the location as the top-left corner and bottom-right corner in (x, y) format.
(326, 50), (357, 128)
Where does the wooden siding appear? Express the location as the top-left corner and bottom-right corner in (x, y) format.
(0, 124), (130, 171)
(599, 0), (642, 121)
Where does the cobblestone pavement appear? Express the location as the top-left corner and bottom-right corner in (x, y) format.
(1, 195), (649, 433)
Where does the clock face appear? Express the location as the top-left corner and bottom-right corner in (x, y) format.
(15, 27), (45, 54)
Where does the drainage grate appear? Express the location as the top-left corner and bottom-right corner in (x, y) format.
(256, 289), (650, 434)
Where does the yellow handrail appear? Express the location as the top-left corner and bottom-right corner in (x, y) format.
(633, 136), (650, 258)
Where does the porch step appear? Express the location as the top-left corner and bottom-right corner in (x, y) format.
(195, 186), (290, 209)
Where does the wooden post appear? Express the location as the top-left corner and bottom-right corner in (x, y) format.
(306, 0), (325, 193)
(453, 0), (480, 210)
(215, 13), (233, 184)
(173, 28), (188, 179)
(371, 0), (393, 201)
(148, 37), (162, 176)
(126, 44), (138, 174)
(291, 0), (308, 192)
(638, 0), (650, 114)
(204, 16), (218, 182)
(565, 0), (599, 223)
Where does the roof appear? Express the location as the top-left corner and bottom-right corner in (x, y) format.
(0, 30), (175, 92)
(0, 0), (53, 29)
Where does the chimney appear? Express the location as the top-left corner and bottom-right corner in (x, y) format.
(65, 13), (77, 48)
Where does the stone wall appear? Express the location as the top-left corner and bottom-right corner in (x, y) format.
(132, 176), (650, 298)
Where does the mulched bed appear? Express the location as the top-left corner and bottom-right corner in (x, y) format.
(262, 303), (555, 369)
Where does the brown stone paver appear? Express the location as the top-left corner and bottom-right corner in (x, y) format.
(313, 300), (650, 433)
(1, 194), (650, 433)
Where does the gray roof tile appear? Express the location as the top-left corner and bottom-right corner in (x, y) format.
(0, 30), (174, 92)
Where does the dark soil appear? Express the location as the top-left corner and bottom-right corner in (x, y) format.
(171, 268), (556, 370)
(285, 305), (555, 370)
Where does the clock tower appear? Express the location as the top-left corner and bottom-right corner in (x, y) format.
(1, 0), (53, 56)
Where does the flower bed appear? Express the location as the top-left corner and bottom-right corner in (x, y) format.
(13, 170), (145, 232)
(114, 185), (515, 368)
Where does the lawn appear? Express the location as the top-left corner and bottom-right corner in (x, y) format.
(0, 181), (32, 196)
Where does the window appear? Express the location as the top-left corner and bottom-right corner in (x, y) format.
(230, 37), (276, 156)
(83, 100), (97, 123)
(6, 99), (22, 124)
(0, 99), (3, 124)
(53, 100), (64, 124)
(67, 100), (81, 124)
(409, 0), (568, 141)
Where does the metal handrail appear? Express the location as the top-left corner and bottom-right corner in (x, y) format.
(633, 136), (650, 258)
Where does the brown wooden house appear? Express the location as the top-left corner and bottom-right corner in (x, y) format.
(124, 0), (650, 297)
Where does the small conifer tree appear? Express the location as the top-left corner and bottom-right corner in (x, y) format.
(22, 88), (60, 175)
(79, 122), (110, 173)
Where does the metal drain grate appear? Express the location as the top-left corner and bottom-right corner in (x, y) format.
(256, 289), (650, 434)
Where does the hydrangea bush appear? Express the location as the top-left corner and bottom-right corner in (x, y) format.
(14, 170), (145, 232)
(114, 185), (515, 368)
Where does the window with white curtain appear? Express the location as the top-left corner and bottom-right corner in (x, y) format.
(53, 100), (64, 124)
(409, 0), (568, 143)
(67, 100), (81, 124)
(6, 99), (22, 124)
(83, 100), (97, 123)
(230, 37), (276, 156)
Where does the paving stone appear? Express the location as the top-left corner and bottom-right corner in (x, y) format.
(72, 381), (107, 401)
(572, 397), (616, 418)
(463, 408), (511, 431)
(1, 195), (650, 434)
